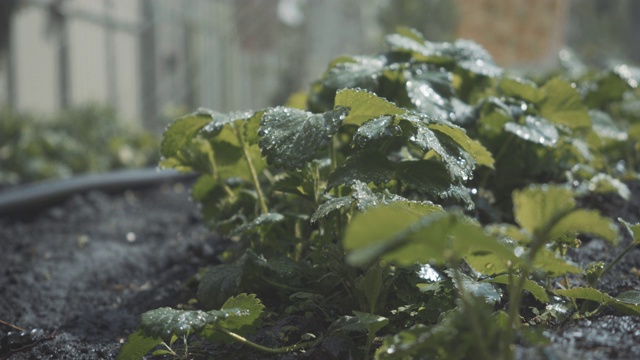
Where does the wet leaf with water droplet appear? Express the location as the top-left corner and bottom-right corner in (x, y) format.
(322, 55), (385, 91)
(335, 89), (404, 126)
(229, 212), (285, 237)
(259, 106), (349, 169)
(504, 115), (559, 147)
(327, 150), (397, 190)
(352, 115), (401, 148)
(589, 110), (628, 142)
(538, 78), (591, 129)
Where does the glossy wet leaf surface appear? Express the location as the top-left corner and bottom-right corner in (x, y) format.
(259, 106), (349, 169)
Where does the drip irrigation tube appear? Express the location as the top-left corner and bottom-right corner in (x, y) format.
(0, 168), (197, 218)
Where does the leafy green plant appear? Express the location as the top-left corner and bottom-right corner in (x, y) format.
(119, 29), (640, 359)
(0, 104), (158, 186)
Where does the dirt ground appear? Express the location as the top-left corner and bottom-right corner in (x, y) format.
(0, 179), (639, 359)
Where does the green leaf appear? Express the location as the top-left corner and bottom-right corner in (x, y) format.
(386, 33), (502, 77)
(344, 207), (518, 268)
(555, 288), (640, 315)
(513, 185), (576, 237)
(428, 123), (494, 169)
(532, 248), (582, 276)
(139, 307), (245, 341)
(259, 106), (349, 169)
(589, 110), (628, 142)
(581, 173), (631, 201)
(447, 39), (503, 77)
(488, 275), (550, 303)
(160, 111), (211, 158)
(585, 70), (631, 108)
(116, 330), (162, 360)
(355, 262), (386, 313)
(310, 196), (355, 224)
(322, 55), (385, 91)
(327, 150), (397, 189)
(612, 63), (640, 88)
(229, 212), (285, 237)
(334, 89), (405, 126)
(538, 78), (591, 129)
(328, 311), (388, 335)
(404, 66), (454, 120)
(504, 116), (559, 147)
(548, 209), (618, 244)
(499, 77), (544, 103)
(619, 218), (640, 244)
(218, 293), (265, 335)
(197, 264), (243, 310)
(352, 115), (402, 149)
(446, 270), (502, 304)
(554, 287), (613, 304)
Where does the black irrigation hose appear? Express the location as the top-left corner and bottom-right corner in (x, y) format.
(0, 168), (197, 219)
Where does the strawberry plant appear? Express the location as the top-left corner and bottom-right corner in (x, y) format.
(118, 28), (640, 360)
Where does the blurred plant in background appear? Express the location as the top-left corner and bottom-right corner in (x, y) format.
(0, 104), (158, 187)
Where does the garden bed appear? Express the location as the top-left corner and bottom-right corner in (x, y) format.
(0, 174), (639, 359)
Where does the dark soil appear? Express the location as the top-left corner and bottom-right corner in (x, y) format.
(1, 179), (639, 359)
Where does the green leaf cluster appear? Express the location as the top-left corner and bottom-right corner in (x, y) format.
(120, 28), (640, 360)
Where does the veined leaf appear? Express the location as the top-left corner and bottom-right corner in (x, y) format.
(217, 293), (265, 335)
(404, 66), (454, 120)
(538, 78), (591, 129)
(589, 110), (628, 142)
(557, 287), (640, 316)
(139, 307), (246, 341)
(513, 185), (576, 237)
(335, 89), (404, 126)
(499, 77), (544, 103)
(322, 55), (385, 91)
(311, 196), (355, 224)
(327, 150), (397, 189)
(554, 287), (613, 305)
(197, 264), (243, 310)
(259, 106), (349, 169)
(446, 270), (502, 304)
(619, 218), (640, 244)
(160, 111), (211, 158)
(352, 115), (402, 149)
(229, 212), (285, 237)
(428, 123), (494, 169)
(548, 209), (618, 244)
(504, 116), (559, 147)
(532, 248), (582, 276)
(328, 311), (389, 337)
(446, 39), (503, 77)
(401, 116), (476, 181)
(488, 275), (549, 303)
(344, 207), (518, 268)
(386, 33), (502, 77)
(116, 330), (162, 360)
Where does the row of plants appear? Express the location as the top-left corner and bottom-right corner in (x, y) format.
(0, 104), (158, 187)
(119, 28), (640, 359)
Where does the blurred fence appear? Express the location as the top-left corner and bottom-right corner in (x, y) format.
(0, 0), (638, 134)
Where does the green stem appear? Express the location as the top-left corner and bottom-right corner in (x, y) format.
(233, 124), (268, 214)
(451, 268), (492, 360)
(600, 240), (639, 282)
(260, 275), (307, 292)
(214, 326), (315, 354)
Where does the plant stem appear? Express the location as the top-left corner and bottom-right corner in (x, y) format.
(214, 326), (315, 354)
(600, 240), (639, 282)
(451, 268), (492, 360)
(233, 124), (268, 214)
(260, 275), (307, 292)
